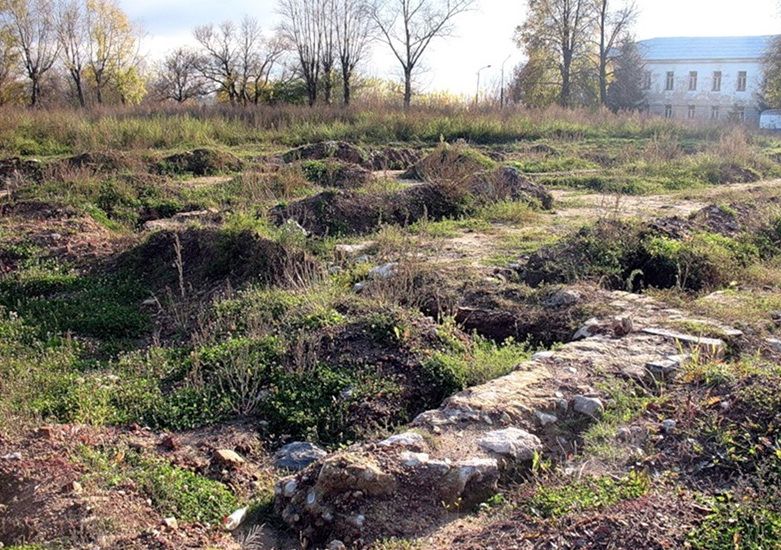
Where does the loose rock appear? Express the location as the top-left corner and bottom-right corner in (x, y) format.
(543, 289), (581, 308)
(214, 449), (245, 467)
(572, 395), (604, 417)
(378, 431), (425, 449)
(535, 411), (558, 427)
(477, 428), (542, 461)
(274, 442), (327, 471)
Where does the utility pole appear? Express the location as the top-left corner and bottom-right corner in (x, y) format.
(475, 64), (492, 106)
(500, 54), (511, 108)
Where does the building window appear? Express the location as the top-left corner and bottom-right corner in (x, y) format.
(665, 105), (673, 118)
(642, 71), (652, 90)
(711, 106), (720, 120)
(737, 71), (747, 92)
(689, 71), (698, 91)
(665, 72), (674, 91)
(712, 71), (722, 92)
(688, 105), (696, 119)
(736, 107), (745, 121)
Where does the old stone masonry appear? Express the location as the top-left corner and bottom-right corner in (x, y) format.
(273, 290), (741, 546)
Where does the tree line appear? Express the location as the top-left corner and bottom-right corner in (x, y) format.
(0, 0), (143, 107)
(0, 0), (477, 108)
(7, 0), (774, 112)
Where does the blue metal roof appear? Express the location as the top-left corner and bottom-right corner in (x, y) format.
(638, 35), (777, 61)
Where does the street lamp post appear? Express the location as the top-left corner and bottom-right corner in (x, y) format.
(500, 54), (511, 109)
(475, 64), (492, 106)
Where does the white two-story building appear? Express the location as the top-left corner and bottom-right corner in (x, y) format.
(637, 35), (776, 124)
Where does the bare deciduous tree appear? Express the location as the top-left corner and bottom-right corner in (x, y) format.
(335, 0), (373, 105)
(55, 0), (87, 106)
(194, 21), (239, 102)
(236, 16), (285, 105)
(2, 0), (60, 106)
(371, 0), (475, 108)
(248, 33), (285, 104)
(320, 0), (336, 104)
(155, 47), (207, 103)
(518, 0), (594, 106)
(194, 17), (284, 105)
(235, 16), (263, 104)
(595, 0), (636, 105)
(278, 0), (324, 106)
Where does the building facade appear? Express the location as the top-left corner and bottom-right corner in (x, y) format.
(638, 36), (776, 124)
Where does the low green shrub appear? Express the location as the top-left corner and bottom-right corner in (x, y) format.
(528, 471), (651, 518)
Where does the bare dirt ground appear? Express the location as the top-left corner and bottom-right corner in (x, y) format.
(3, 163), (781, 549)
(388, 179), (781, 271)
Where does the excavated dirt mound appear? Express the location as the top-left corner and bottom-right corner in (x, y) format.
(273, 290), (742, 546)
(517, 202), (767, 291)
(157, 149), (244, 176)
(369, 147), (423, 171)
(449, 284), (597, 347)
(115, 227), (321, 292)
(358, 266), (596, 347)
(298, 159), (373, 188)
(0, 157), (44, 183)
(2, 153), (152, 184)
(58, 151), (144, 174)
(282, 142), (423, 172)
(0, 424), (263, 549)
(282, 141), (370, 167)
(271, 167), (552, 236)
(280, 305), (472, 441)
(401, 145), (495, 181)
(269, 185), (468, 237)
(468, 166), (554, 209)
(0, 200), (121, 271)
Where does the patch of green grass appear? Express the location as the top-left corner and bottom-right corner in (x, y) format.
(423, 333), (529, 392)
(528, 471), (650, 518)
(692, 288), (781, 332)
(488, 227), (562, 266)
(78, 446), (238, 524)
(680, 358), (781, 475)
(477, 201), (539, 225)
(540, 173), (662, 195)
(582, 378), (655, 460)
(0, 260), (149, 340)
(689, 493), (781, 550)
(510, 156), (599, 174)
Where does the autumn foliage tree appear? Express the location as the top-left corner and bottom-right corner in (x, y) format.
(516, 0), (594, 107)
(1, 0), (60, 106)
(84, 0), (144, 104)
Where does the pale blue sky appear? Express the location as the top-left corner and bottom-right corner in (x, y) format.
(121, 0), (781, 96)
